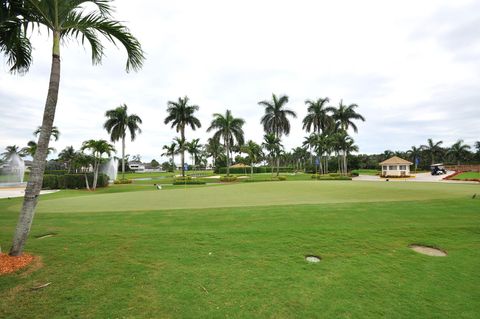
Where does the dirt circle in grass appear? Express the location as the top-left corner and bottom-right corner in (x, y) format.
(305, 255), (321, 263)
(0, 253), (35, 275)
(409, 245), (447, 257)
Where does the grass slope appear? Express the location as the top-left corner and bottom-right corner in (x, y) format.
(0, 181), (479, 318)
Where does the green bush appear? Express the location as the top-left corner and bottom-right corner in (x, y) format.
(215, 166), (295, 174)
(311, 174), (352, 181)
(42, 174), (58, 189)
(42, 173), (110, 189)
(277, 176), (287, 181)
(174, 176), (192, 182)
(172, 180), (206, 185)
(114, 178), (132, 184)
(220, 176), (238, 182)
(44, 170), (68, 175)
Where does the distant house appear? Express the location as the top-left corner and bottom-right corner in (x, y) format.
(379, 156), (412, 177)
(128, 161), (145, 172)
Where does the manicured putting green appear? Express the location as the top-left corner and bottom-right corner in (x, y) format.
(33, 180), (479, 213)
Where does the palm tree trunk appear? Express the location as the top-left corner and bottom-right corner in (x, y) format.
(10, 34), (61, 256)
(225, 140), (230, 176)
(84, 173), (90, 191)
(171, 154), (175, 172)
(276, 157), (280, 176)
(251, 161), (254, 176)
(121, 136), (126, 180)
(93, 160), (99, 190)
(181, 128), (185, 177)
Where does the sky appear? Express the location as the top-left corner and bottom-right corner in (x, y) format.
(1, 0), (479, 163)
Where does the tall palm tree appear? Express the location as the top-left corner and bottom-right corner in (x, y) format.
(259, 93), (296, 175)
(2, 0), (144, 256)
(186, 138), (202, 167)
(207, 110), (245, 176)
(421, 139), (444, 165)
(21, 140), (55, 158)
(58, 146), (76, 173)
(81, 139), (115, 191)
(161, 142), (177, 172)
(331, 100), (365, 133)
(406, 146), (422, 172)
(205, 137), (224, 168)
(1, 145), (24, 159)
(241, 140), (263, 176)
(302, 98), (334, 134)
(34, 126), (60, 141)
(72, 151), (94, 190)
(104, 104), (142, 180)
(164, 96), (201, 176)
(447, 140), (471, 165)
(262, 133), (283, 176)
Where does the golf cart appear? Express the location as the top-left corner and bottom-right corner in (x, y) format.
(431, 163), (447, 175)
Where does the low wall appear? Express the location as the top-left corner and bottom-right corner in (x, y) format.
(444, 165), (480, 172)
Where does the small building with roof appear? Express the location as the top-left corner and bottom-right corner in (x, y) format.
(379, 156), (413, 177)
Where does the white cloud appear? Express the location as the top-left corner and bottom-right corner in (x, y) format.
(1, 0), (479, 162)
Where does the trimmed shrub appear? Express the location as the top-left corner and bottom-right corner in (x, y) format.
(277, 176), (287, 181)
(42, 174), (58, 189)
(172, 180), (206, 185)
(220, 176), (238, 182)
(44, 170), (68, 175)
(114, 178), (132, 184)
(311, 174), (352, 181)
(174, 176), (192, 182)
(42, 173), (109, 189)
(215, 166), (295, 174)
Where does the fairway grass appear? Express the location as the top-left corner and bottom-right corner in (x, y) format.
(24, 181), (480, 213)
(1, 181), (479, 318)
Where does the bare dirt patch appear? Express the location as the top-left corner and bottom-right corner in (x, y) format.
(305, 255), (321, 263)
(0, 253), (36, 275)
(409, 244), (447, 257)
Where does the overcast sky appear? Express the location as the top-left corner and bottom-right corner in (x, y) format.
(1, 0), (479, 162)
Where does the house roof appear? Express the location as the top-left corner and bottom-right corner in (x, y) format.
(379, 156), (413, 165)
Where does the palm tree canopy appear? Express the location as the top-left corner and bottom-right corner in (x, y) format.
(302, 97), (334, 133)
(164, 96), (201, 132)
(262, 133), (283, 157)
(161, 142), (177, 157)
(207, 110), (245, 147)
(259, 93), (297, 137)
(1, 0), (144, 74)
(241, 140), (263, 163)
(332, 100), (365, 133)
(104, 104), (142, 142)
(81, 139), (115, 158)
(34, 126), (60, 141)
(1, 145), (23, 158)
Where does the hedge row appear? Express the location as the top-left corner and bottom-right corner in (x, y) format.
(215, 166), (295, 174)
(172, 180), (206, 185)
(42, 173), (109, 189)
(311, 174), (352, 181)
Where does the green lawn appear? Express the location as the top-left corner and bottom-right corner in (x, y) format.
(1, 181), (479, 318)
(452, 172), (480, 180)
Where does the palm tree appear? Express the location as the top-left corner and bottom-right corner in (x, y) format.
(164, 96), (201, 176)
(205, 137), (224, 168)
(1, 145), (24, 159)
(207, 110), (245, 176)
(186, 138), (202, 168)
(332, 131), (356, 174)
(447, 140), (471, 165)
(58, 146), (76, 173)
(21, 141), (55, 158)
(2, 0), (144, 256)
(331, 100), (366, 133)
(34, 126), (60, 141)
(241, 140), (263, 176)
(161, 142), (177, 172)
(103, 104), (142, 180)
(302, 98), (334, 134)
(81, 140), (115, 191)
(262, 133), (283, 175)
(72, 151), (94, 190)
(406, 146), (422, 172)
(421, 139), (444, 165)
(259, 93), (297, 175)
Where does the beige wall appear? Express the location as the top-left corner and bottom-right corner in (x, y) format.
(381, 164), (411, 177)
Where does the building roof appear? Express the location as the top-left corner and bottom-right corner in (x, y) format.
(379, 156), (413, 165)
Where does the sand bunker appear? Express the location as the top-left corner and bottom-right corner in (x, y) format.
(305, 255), (321, 263)
(409, 244), (447, 257)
